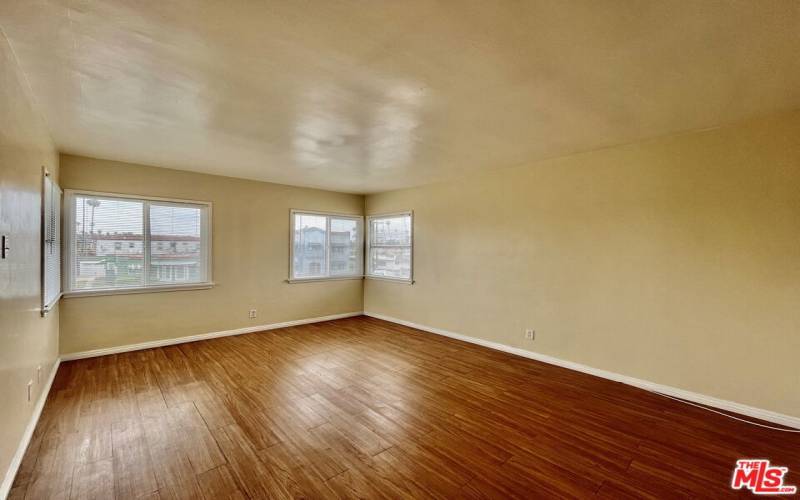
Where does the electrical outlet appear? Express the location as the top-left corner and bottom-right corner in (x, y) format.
(27, 381), (33, 402)
(525, 329), (535, 340)
(249, 309), (257, 319)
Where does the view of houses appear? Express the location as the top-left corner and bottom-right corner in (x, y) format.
(76, 207), (397, 287)
(292, 216), (410, 279)
(72, 196), (206, 289)
(74, 232), (203, 289)
(293, 226), (359, 277)
(368, 216), (412, 279)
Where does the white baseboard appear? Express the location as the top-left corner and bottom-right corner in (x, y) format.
(61, 312), (363, 361)
(364, 311), (800, 430)
(1, 358), (61, 500)
(2, 312), (362, 498)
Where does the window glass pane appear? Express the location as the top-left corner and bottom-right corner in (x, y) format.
(329, 218), (360, 276)
(293, 214), (327, 278)
(367, 213), (412, 280)
(149, 204), (205, 285)
(369, 247), (411, 279)
(73, 196), (144, 290)
(370, 215), (411, 245)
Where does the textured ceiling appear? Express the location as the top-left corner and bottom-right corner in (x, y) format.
(1, 1), (799, 193)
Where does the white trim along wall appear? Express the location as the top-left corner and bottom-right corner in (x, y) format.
(364, 312), (800, 430)
(0, 359), (60, 500)
(1, 311), (363, 500)
(60, 312), (363, 361)
(5, 310), (797, 500)
(59, 310), (800, 429)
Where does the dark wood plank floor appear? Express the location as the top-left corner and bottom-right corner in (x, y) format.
(11, 316), (799, 499)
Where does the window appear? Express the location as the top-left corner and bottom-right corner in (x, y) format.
(42, 170), (62, 314)
(366, 212), (413, 282)
(290, 210), (363, 281)
(65, 191), (212, 295)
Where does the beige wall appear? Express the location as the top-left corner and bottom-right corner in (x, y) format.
(0, 35), (60, 492)
(365, 109), (800, 418)
(58, 155), (364, 355)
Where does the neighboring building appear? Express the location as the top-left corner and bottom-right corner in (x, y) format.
(148, 235), (203, 282)
(330, 230), (356, 274)
(293, 227), (356, 276)
(368, 248), (410, 278)
(74, 232), (202, 288)
(368, 218), (411, 277)
(293, 226), (325, 276)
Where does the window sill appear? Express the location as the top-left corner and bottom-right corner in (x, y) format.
(365, 276), (414, 284)
(41, 293), (64, 317)
(63, 282), (216, 298)
(286, 276), (364, 284)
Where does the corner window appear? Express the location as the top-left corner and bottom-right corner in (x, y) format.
(64, 191), (212, 295)
(290, 210), (363, 281)
(366, 212), (413, 282)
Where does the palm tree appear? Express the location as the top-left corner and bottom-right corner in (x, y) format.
(87, 198), (101, 235)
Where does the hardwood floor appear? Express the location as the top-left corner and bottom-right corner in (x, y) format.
(11, 316), (799, 499)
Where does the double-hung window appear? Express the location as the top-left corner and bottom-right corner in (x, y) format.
(64, 191), (212, 295)
(290, 210), (363, 281)
(366, 212), (413, 282)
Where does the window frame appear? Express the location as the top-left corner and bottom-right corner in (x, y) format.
(288, 209), (364, 283)
(366, 211), (414, 284)
(41, 167), (62, 316)
(63, 189), (213, 297)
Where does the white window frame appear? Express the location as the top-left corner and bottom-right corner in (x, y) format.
(41, 168), (62, 315)
(366, 211), (414, 284)
(288, 209), (364, 283)
(63, 189), (213, 297)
